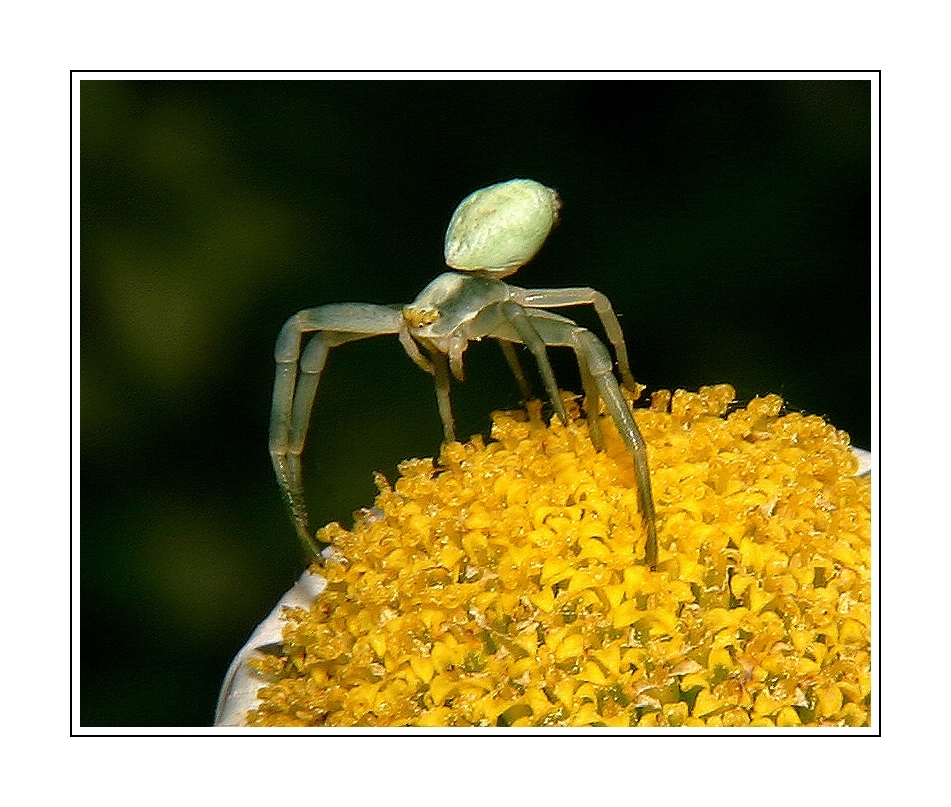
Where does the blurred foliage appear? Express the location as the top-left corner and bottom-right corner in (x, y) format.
(80, 79), (871, 726)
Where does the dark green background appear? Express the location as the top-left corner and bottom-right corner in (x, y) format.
(80, 79), (872, 726)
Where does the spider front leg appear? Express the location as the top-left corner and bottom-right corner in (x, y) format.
(270, 303), (403, 557)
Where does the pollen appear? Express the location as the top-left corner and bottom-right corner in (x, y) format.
(248, 384), (871, 728)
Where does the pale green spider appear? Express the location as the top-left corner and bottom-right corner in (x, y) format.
(270, 179), (658, 566)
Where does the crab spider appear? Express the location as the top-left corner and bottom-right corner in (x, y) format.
(270, 179), (658, 566)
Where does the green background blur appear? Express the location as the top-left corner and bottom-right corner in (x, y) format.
(80, 79), (871, 727)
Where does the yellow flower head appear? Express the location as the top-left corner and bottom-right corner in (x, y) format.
(249, 386), (871, 728)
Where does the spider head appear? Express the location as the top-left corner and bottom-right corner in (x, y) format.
(444, 179), (560, 279)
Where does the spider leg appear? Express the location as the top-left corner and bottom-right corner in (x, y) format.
(574, 328), (657, 568)
(504, 310), (658, 568)
(511, 286), (639, 390)
(498, 301), (569, 424)
(270, 303), (402, 557)
(574, 343), (605, 450)
(428, 349), (457, 442)
(273, 330), (351, 554)
(497, 340), (533, 402)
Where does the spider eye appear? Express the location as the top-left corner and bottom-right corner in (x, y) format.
(403, 305), (441, 328)
(444, 179), (560, 278)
